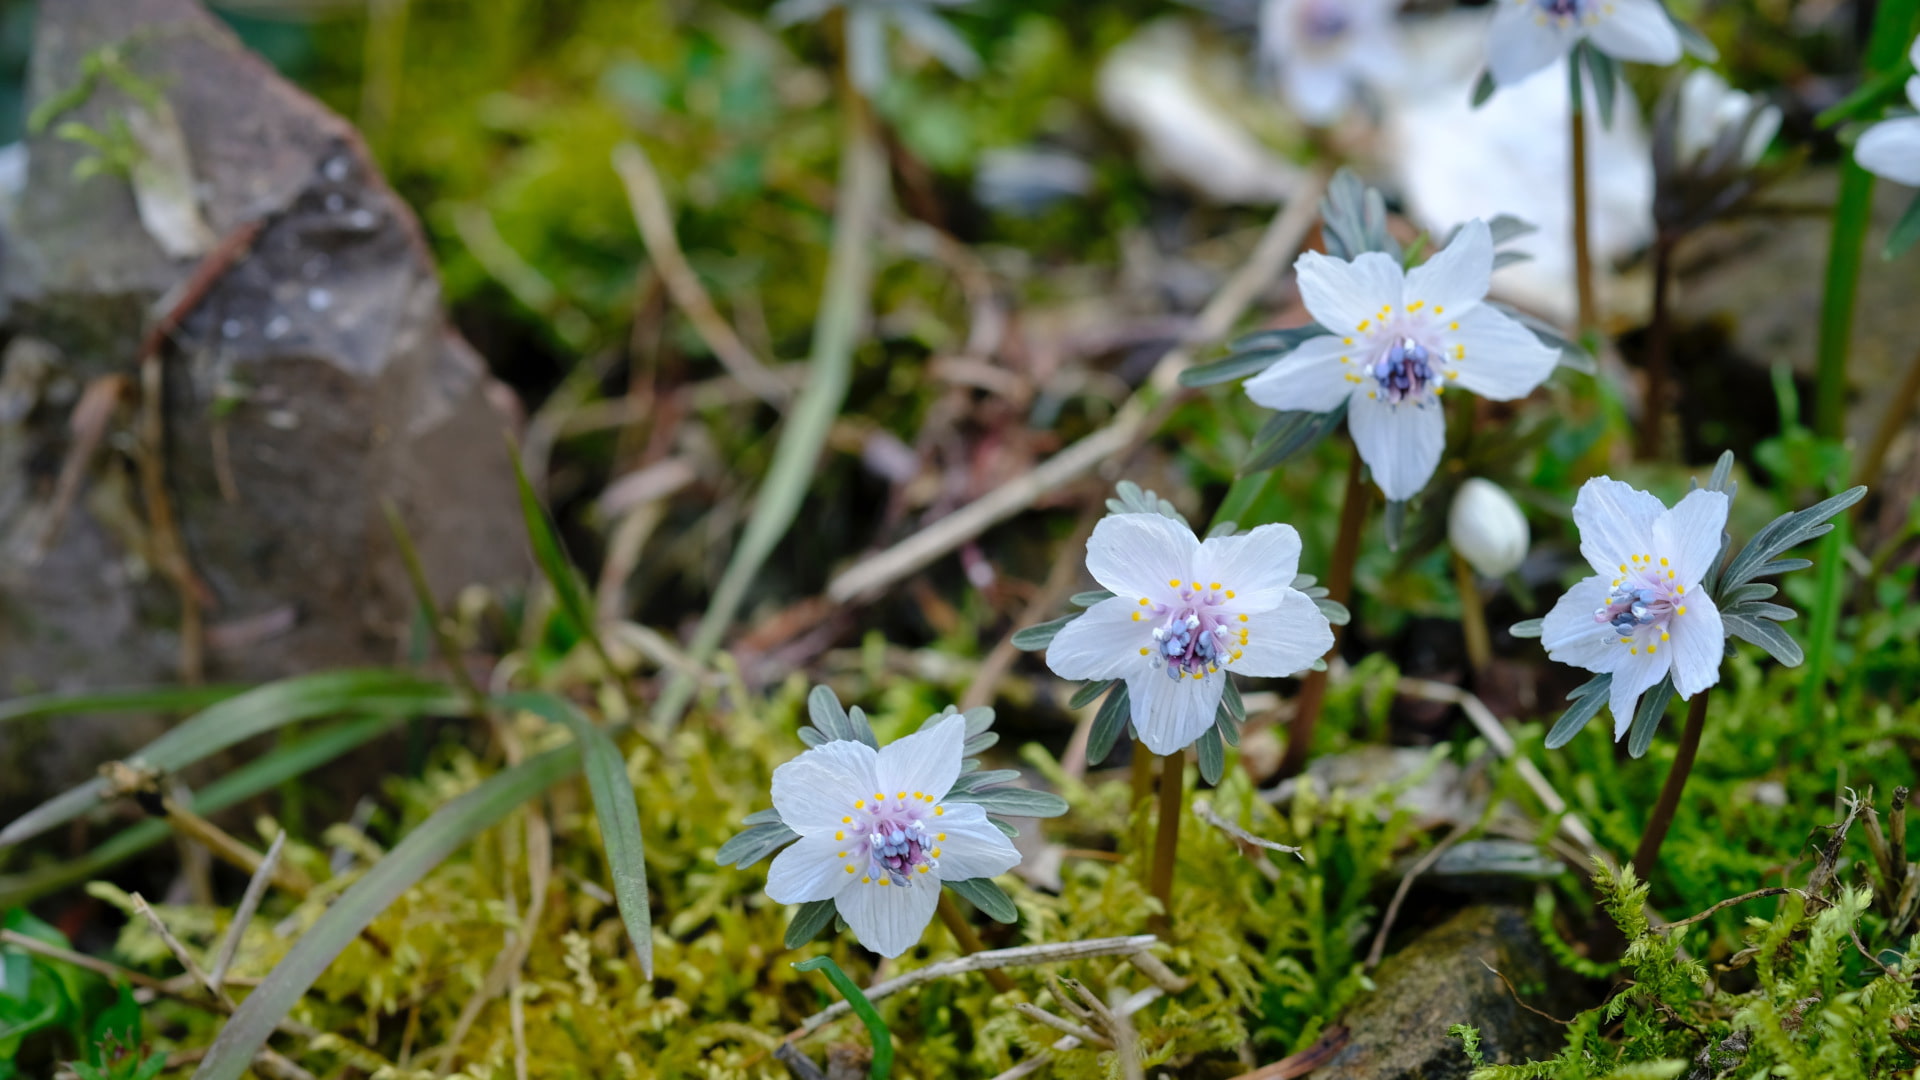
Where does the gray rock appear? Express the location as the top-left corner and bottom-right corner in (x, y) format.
(1316, 904), (1582, 1080)
(0, 0), (525, 815)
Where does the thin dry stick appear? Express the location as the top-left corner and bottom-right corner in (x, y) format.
(1631, 689), (1711, 882)
(1014, 1003), (1113, 1050)
(1892, 787), (1910, 898)
(960, 500), (1101, 713)
(209, 830), (287, 992)
(826, 170), (1332, 604)
(1366, 824), (1469, 969)
(1225, 1025), (1350, 1080)
(937, 891), (1017, 994)
(132, 892), (225, 1003)
(1276, 449), (1368, 780)
(793, 935), (1161, 1037)
(1854, 347), (1920, 487)
(1452, 553), (1493, 673)
(987, 987), (1163, 1080)
(1483, 959), (1574, 1024)
(1106, 985), (1145, 1080)
(613, 142), (789, 406)
(1659, 887), (1803, 932)
(159, 797), (314, 897)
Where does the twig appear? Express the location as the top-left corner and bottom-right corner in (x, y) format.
(1892, 787), (1910, 901)
(131, 892), (225, 1003)
(1658, 887), (1803, 932)
(1481, 959), (1573, 1024)
(613, 141), (789, 406)
(986, 987), (1163, 1080)
(1366, 824), (1469, 969)
(1854, 347), (1920, 488)
(32, 374), (128, 559)
(826, 169), (1332, 604)
(961, 499), (1101, 714)
(1123, 947), (1190, 994)
(1193, 797), (1301, 883)
(1015, 1003), (1113, 1050)
(793, 935), (1162, 1037)
(209, 830), (287, 993)
(1106, 986), (1144, 1080)
(1226, 1025), (1350, 1080)
(157, 795), (314, 897)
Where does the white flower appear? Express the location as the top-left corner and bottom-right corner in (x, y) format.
(1486, 0), (1682, 88)
(1674, 68), (1780, 168)
(1244, 219), (1560, 501)
(764, 714), (1020, 957)
(1540, 478), (1728, 738)
(1258, 0), (1402, 126)
(769, 0), (978, 95)
(1856, 36), (1920, 187)
(1044, 514), (1333, 755)
(1450, 478), (1531, 577)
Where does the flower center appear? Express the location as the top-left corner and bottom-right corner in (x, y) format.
(1298, 1), (1351, 43)
(1134, 580), (1249, 681)
(838, 793), (947, 886)
(1591, 553), (1692, 656)
(1339, 304), (1464, 406)
(1529, 0), (1598, 27)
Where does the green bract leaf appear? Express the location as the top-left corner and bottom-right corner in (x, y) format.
(1471, 69), (1496, 108)
(1545, 674), (1613, 749)
(1180, 325), (1329, 387)
(1724, 611), (1805, 667)
(1197, 727), (1225, 785)
(1087, 682), (1131, 766)
(1245, 405), (1347, 474)
(1011, 614), (1078, 651)
(784, 900), (837, 949)
(947, 786), (1069, 819)
(1887, 190), (1920, 259)
(1070, 590), (1115, 608)
(1510, 618), (1546, 639)
(1718, 486), (1867, 594)
(946, 876), (1019, 924)
(1068, 679), (1115, 710)
(1626, 675), (1675, 759)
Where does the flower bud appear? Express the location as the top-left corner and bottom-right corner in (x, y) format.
(1675, 69), (1780, 169)
(1449, 478), (1529, 578)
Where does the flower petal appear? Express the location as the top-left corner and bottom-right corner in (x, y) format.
(1652, 489), (1729, 586)
(1403, 219), (1492, 317)
(876, 712), (966, 803)
(1487, 5), (1576, 87)
(1194, 523), (1303, 612)
(766, 833), (853, 905)
(1445, 305), (1559, 401)
(926, 802), (1022, 882)
(1571, 477), (1665, 578)
(1667, 590), (1724, 699)
(1045, 597), (1152, 682)
(1085, 513), (1198, 601)
(1243, 333), (1362, 415)
(1231, 590), (1333, 677)
(836, 873), (941, 958)
(1284, 60), (1354, 125)
(1588, 0), (1683, 66)
(1346, 393), (1445, 501)
(1856, 117), (1920, 187)
(1542, 575), (1627, 674)
(772, 740), (879, 833)
(1127, 668), (1225, 755)
(1607, 647), (1667, 740)
(1295, 250), (1405, 336)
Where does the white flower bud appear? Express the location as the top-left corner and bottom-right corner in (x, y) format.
(1675, 69), (1780, 169)
(1449, 478), (1530, 578)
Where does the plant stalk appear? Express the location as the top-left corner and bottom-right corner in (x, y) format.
(1570, 79), (1598, 336)
(1854, 346), (1920, 487)
(1275, 449), (1368, 780)
(651, 85), (884, 729)
(1130, 740), (1155, 806)
(1796, 518), (1848, 731)
(1640, 234), (1675, 459)
(936, 892), (1016, 993)
(1451, 553), (1493, 674)
(1147, 752), (1184, 934)
(1631, 689), (1710, 882)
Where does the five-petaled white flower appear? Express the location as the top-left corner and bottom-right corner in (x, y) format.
(1856, 36), (1920, 188)
(1044, 514), (1333, 755)
(1540, 478), (1727, 738)
(1244, 219), (1560, 501)
(1486, 0), (1682, 88)
(764, 714), (1019, 958)
(1258, 0), (1401, 126)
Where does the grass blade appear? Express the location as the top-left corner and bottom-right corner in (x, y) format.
(509, 445), (624, 695)
(0, 715), (397, 905)
(792, 956), (893, 1080)
(1, 671), (460, 849)
(499, 691), (653, 978)
(190, 746), (581, 1080)
(0, 684), (245, 725)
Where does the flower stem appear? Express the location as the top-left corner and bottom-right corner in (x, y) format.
(1130, 739), (1155, 806)
(1630, 688), (1710, 882)
(1451, 553), (1492, 675)
(1570, 84), (1598, 336)
(1275, 449), (1369, 780)
(936, 892), (1016, 993)
(1147, 752), (1184, 935)
(1855, 346), (1920, 487)
(1639, 235), (1675, 460)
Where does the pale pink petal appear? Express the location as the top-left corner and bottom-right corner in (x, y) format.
(1346, 392), (1445, 501)
(1571, 477), (1665, 578)
(1243, 333), (1363, 415)
(1084, 513), (1198, 601)
(1667, 590), (1724, 699)
(1128, 668), (1225, 755)
(767, 833), (854, 904)
(875, 713), (966, 804)
(925, 803), (1022, 882)
(1651, 489), (1729, 586)
(1193, 523), (1303, 612)
(1044, 597), (1154, 682)
(1230, 590), (1333, 677)
(772, 741), (879, 833)
(836, 873), (941, 958)
(1444, 305), (1559, 401)
(1403, 219), (1491, 317)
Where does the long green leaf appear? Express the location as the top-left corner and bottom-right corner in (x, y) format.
(0, 671), (460, 849)
(0, 685), (245, 725)
(509, 447), (623, 687)
(499, 691), (653, 977)
(0, 716), (399, 905)
(793, 956), (892, 1080)
(190, 746), (580, 1080)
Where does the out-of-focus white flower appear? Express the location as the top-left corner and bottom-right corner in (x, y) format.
(1257, 0), (1401, 125)
(1044, 514), (1332, 755)
(974, 147), (1094, 215)
(1540, 478), (1728, 738)
(1857, 36), (1920, 187)
(762, 714), (1020, 957)
(1449, 478), (1531, 577)
(1244, 220), (1559, 500)
(1674, 68), (1780, 168)
(770, 0), (978, 94)
(1486, 0), (1683, 88)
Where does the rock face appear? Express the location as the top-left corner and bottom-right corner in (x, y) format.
(0, 0), (525, 814)
(1316, 905), (1581, 1080)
